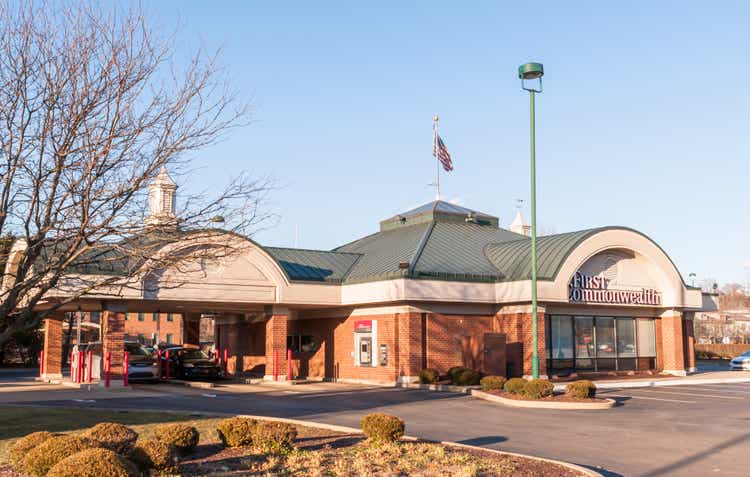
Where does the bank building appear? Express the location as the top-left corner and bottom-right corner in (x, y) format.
(20, 167), (714, 384)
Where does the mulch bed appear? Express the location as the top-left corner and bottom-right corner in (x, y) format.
(1, 430), (588, 476)
(486, 389), (608, 403)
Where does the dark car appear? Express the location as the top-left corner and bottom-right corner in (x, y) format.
(159, 346), (223, 380)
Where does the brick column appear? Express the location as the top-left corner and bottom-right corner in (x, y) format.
(660, 311), (686, 376)
(264, 312), (288, 381)
(684, 314), (696, 373)
(102, 310), (126, 385)
(42, 317), (64, 380)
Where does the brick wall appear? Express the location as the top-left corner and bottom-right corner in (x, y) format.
(660, 313), (685, 372)
(123, 312), (183, 345)
(424, 314), (493, 373)
(495, 311), (546, 377)
(217, 321), (266, 374)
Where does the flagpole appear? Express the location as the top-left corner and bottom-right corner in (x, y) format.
(433, 115), (440, 200)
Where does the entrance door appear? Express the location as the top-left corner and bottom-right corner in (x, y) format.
(359, 337), (372, 366)
(482, 333), (507, 377)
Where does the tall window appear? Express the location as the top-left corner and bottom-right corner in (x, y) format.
(167, 313), (174, 322)
(166, 333), (173, 344)
(137, 312), (144, 322)
(550, 315), (574, 370)
(152, 312), (158, 322)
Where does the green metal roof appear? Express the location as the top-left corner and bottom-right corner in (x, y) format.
(264, 247), (360, 283)
(379, 200), (499, 231)
(484, 228), (606, 282)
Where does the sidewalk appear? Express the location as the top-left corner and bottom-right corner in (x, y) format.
(553, 370), (750, 392)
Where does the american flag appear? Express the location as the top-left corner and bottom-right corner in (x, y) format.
(433, 133), (453, 172)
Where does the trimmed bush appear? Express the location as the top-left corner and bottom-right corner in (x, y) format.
(503, 377), (527, 395)
(217, 417), (257, 447)
(480, 375), (506, 392)
(9, 431), (57, 470)
(447, 366), (469, 383)
(360, 413), (405, 445)
(83, 422), (138, 455)
(46, 448), (138, 477)
(252, 421), (297, 454)
(418, 368), (440, 384)
(22, 435), (99, 477)
(154, 423), (199, 455)
(454, 368), (481, 386)
(522, 379), (554, 399)
(130, 439), (177, 472)
(566, 380), (597, 399)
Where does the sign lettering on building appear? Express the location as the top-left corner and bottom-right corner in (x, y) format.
(568, 272), (661, 305)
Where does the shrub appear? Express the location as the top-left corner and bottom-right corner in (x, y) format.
(46, 448), (138, 477)
(522, 379), (554, 399)
(9, 431), (57, 470)
(566, 380), (597, 399)
(360, 413), (405, 445)
(83, 422), (138, 455)
(454, 368), (481, 386)
(418, 368), (440, 384)
(503, 377), (527, 395)
(154, 423), (199, 455)
(130, 439), (177, 472)
(22, 435), (99, 477)
(447, 366), (468, 382)
(480, 375), (506, 392)
(252, 421), (297, 454)
(217, 417), (257, 447)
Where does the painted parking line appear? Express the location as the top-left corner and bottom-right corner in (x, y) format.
(629, 389), (745, 400)
(605, 394), (697, 404)
(680, 385), (750, 394)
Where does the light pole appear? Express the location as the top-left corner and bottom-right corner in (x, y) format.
(518, 62), (544, 379)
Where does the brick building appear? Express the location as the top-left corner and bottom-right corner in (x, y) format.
(19, 169), (712, 383)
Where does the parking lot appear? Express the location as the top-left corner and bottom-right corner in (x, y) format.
(598, 382), (750, 406)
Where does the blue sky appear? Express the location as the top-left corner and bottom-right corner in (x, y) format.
(142, 1), (749, 285)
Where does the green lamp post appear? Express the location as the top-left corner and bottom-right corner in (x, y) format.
(518, 62), (544, 379)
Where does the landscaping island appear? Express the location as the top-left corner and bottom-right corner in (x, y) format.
(0, 405), (594, 476)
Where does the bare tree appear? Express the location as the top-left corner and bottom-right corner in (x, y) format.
(0, 2), (273, 346)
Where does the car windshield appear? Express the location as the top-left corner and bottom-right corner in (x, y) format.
(181, 349), (209, 360)
(126, 344), (151, 357)
(742, 351), (750, 357)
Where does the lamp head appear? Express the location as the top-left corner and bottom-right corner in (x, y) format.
(518, 62), (544, 80)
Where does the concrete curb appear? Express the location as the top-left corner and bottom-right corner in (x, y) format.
(166, 379), (216, 389)
(471, 389), (616, 410)
(558, 375), (750, 392)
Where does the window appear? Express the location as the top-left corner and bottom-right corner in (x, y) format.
(137, 312), (144, 322)
(152, 313), (158, 322)
(550, 315), (574, 370)
(167, 313), (174, 322)
(166, 333), (173, 344)
(124, 312), (129, 321)
(547, 315), (658, 372)
(287, 335), (317, 353)
(89, 311), (101, 323)
(137, 333), (145, 344)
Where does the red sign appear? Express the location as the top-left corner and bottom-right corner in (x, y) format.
(354, 320), (372, 333)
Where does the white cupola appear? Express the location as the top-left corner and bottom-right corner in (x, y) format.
(509, 209), (531, 236)
(145, 166), (178, 226)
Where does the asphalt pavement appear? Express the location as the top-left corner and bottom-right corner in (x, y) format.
(2, 368), (750, 477)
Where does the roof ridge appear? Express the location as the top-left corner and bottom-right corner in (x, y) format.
(265, 245), (362, 256)
(407, 221), (436, 275)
